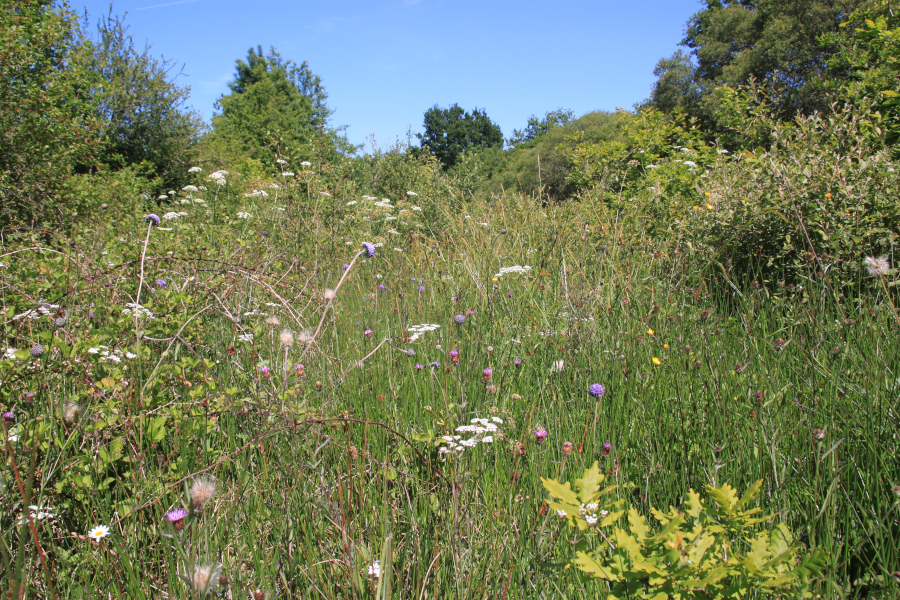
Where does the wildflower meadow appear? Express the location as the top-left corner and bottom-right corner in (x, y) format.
(1, 156), (899, 598)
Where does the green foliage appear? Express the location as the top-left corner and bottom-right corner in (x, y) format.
(417, 103), (503, 170)
(0, 0), (99, 228)
(87, 11), (204, 191)
(565, 108), (717, 231)
(648, 50), (704, 116)
(207, 46), (348, 168)
(544, 465), (826, 599)
(681, 0), (864, 118)
(481, 111), (627, 201)
(686, 87), (900, 286)
(825, 2), (900, 147)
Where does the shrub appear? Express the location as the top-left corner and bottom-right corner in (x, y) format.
(543, 463), (826, 599)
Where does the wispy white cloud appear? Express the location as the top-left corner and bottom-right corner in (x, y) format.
(135, 0), (201, 11)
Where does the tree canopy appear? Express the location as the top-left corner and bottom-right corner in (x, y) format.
(651, 0), (870, 121)
(417, 104), (503, 169)
(209, 46), (344, 166)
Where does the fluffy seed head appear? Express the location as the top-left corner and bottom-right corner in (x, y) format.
(189, 476), (217, 510)
(63, 402), (80, 423)
(864, 256), (890, 277)
(191, 563), (222, 594)
(323, 288), (337, 301)
(279, 329), (294, 347)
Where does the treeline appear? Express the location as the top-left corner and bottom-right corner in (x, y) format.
(4, 0), (900, 282)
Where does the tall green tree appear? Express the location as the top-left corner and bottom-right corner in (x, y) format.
(208, 46), (345, 166)
(88, 11), (203, 189)
(680, 0), (868, 117)
(417, 104), (503, 169)
(0, 0), (99, 227)
(648, 50), (704, 116)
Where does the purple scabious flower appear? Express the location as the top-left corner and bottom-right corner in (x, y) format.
(453, 314), (465, 325)
(261, 230), (269, 237)
(156, 279), (167, 287)
(417, 285), (425, 292)
(342, 264), (350, 270)
(429, 361), (440, 369)
(378, 284), (386, 290)
(411, 278), (416, 282)
(589, 383), (605, 398)
(144, 213), (160, 226)
(361, 242), (376, 257)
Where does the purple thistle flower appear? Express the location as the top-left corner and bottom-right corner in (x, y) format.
(507, 292), (513, 297)
(482, 367), (492, 382)
(259, 365), (270, 374)
(601, 443), (612, 456)
(2, 411), (13, 422)
(452, 296), (459, 301)
(166, 507), (188, 531)
(453, 314), (465, 325)
(144, 213), (160, 226)
(753, 390), (762, 399)
(88, 312), (95, 318)
(449, 350), (459, 358)
(361, 242), (376, 257)
(589, 383), (605, 398)
(466, 310), (474, 315)
(364, 329), (373, 336)
(534, 427), (548, 443)
(415, 363), (423, 370)
(514, 359), (521, 366)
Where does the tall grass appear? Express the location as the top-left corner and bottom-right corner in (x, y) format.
(0, 166), (897, 599)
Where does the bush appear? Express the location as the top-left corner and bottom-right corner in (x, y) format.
(543, 463), (826, 599)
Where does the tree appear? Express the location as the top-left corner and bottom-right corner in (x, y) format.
(648, 50), (704, 116)
(88, 11), (203, 189)
(208, 46), (345, 166)
(508, 108), (574, 148)
(680, 0), (869, 118)
(417, 104), (503, 169)
(0, 0), (99, 227)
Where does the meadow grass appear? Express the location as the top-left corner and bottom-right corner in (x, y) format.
(0, 169), (898, 599)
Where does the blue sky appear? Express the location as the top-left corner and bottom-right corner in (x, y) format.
(72, 0), (702, 152)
